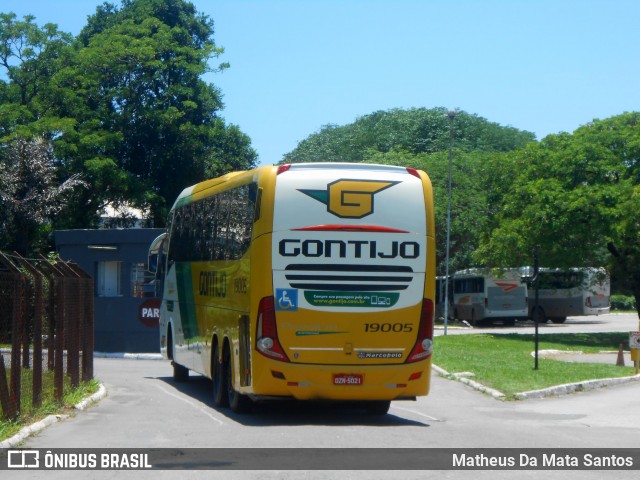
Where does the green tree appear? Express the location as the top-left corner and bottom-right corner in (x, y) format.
(0, 13), (74, 139)
(0, 135), (85, 254)
(475, 112), (640, 317)
(1, 1), (257, 250)
(51, 0), (256, 227)
(282, 107), (535, 164)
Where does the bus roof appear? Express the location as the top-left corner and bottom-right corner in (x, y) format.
(284, 162), (412, 173)
(171, 167), (266, 210)
(170, 162), (427, 211)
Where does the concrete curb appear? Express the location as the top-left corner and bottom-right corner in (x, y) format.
(433, 364), (506, 399)
(0, 383), (108, 449)
(514, 374), (640, 399)
(0, 414), (68, 449)
(75, 383), (108, 411)
(432, 363), (640, 400)
(94, 352), (163, 360)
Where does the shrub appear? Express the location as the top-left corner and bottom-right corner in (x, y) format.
(610, 294), (636, 311)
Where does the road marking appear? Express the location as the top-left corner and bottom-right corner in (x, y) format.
(153, 384), (225, 425)
(390, 404), (443, 422)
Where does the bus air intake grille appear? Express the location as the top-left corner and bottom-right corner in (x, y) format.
(284, 264), (413, 292)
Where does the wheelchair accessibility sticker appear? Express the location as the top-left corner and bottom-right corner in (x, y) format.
(276, 288), (298, 311)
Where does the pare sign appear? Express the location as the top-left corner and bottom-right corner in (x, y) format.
(138, 298), (161, 328)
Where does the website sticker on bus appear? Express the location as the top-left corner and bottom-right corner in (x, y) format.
(304, 291), (399, 308)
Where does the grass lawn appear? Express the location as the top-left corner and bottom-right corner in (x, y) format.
(433, 332), (637, 398)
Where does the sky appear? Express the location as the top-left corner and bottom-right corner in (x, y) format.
(4, 0), (640, 166)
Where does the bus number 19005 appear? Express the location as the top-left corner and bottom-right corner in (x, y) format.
(364, 323), (412, 333)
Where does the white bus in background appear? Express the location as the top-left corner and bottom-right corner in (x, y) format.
(526, 268), (610, 323)
(435, 276), (451, 322)
(451, 269), (528, 326)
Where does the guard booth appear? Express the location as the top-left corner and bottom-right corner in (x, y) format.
(55, 229), (164, 353)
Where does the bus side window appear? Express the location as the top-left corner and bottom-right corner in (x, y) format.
(253, 187), (263, 222)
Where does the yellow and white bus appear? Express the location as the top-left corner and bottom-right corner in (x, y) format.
(149, 163), (436, 414)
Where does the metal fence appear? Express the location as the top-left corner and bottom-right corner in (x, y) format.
(0, 252), (94, 420)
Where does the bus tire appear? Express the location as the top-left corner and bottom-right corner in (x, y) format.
(365, 400), (391, 415)
(172, 362), (189, 382)
(212, 343), (229, 408)
(550, 317), (567, 324)
(168, 327), (189, 382)
(225, 349), (252, 413)
(532, 307), (546, 324)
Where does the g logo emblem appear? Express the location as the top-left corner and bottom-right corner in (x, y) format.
(299, 179), (399, 218)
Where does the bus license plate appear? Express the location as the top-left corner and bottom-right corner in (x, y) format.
(333, 374), (363, 386)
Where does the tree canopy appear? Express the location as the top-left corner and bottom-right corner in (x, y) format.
(0, 135), (86, 254)
(282, 107), (536, 164)
(0, 0), (257, 251)
(476, 112), (640, 310)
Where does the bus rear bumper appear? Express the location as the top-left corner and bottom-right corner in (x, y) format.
(585, 307), (611, 316)
(249, 360), (431, 401)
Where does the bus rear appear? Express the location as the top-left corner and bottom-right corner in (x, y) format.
(452, 269), (528, 326)
(252, 163), (435, 409)
(529, 268), (610, 323)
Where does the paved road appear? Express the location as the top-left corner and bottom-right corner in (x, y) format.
(437, 312), (639, 335)
(6, 312), (640, 479)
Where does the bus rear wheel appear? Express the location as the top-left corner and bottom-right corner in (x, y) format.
(225, 348), (253, 413)
(173, 362), (189, 382)
(168, 328), (189, 382)
(365, 400), (391, 415)
(550, 317), (567, 324)
(212, 343), (228, 408)
(532, 307), (546, 324)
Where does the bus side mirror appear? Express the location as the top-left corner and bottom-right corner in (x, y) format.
(148, 254), (158, 274)
(148, 233), (167, 274)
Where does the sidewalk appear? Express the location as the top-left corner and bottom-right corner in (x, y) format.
(539, 350), (636, 366)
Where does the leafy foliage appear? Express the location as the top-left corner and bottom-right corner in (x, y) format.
(0, 12), (74, 139)
(52, 0), (257, 226)
(282, 107), (535, 164)
(610, 294), (636, 311)
(476, 112), (640, 315)
(0, 135), (86, 254)
(0, 0), (257, 252)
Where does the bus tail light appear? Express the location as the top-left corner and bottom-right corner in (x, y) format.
(256, 296), (290, 362)
(406, 299), (434, 363)
(406, 167), (421, 179)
